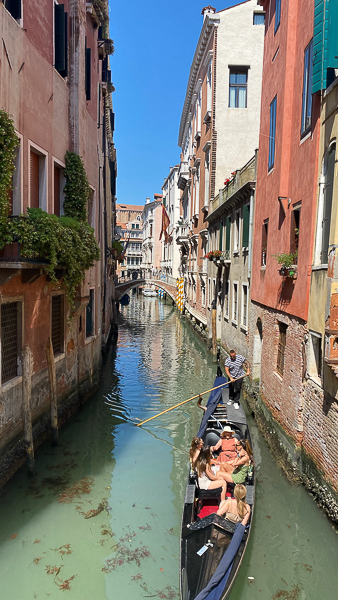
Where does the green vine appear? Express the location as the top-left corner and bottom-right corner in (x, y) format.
(0, 109), (19, 220)
(63, 151), (90, 222)
(0, 209), (100, 307)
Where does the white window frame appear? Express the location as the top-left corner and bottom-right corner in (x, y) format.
(307, 330), (322, 384)
(223, 279), (230, 320)
(28, 140), (48, 211)
(232, 281), (238, 325)
(52, 157), (66, 216)
(241, 283), (248, 331)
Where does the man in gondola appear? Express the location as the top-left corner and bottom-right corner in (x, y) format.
(224, 350), (250, 405)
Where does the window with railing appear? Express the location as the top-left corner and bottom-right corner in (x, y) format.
(1, 301), (22, 385)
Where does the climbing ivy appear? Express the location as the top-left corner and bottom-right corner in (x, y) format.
(0, 109), (19, 220)
(0, 208), (100, 307)
(63, 151), (90, 222)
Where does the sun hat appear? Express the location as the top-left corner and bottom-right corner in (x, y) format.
(222, 425), (234, 434)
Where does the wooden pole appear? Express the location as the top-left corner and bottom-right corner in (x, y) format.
(136, 374), (247, 428)
(46, 337), (59, 446)
(22, 345), (35, 473)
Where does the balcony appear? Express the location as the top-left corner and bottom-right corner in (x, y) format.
(209, 154), (257, 219)
(176, 224), (189, 248)
(178, 161), (190, 191)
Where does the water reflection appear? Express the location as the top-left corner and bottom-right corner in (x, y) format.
(0, 296), (336, 600)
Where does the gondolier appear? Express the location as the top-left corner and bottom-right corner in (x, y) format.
(224, 350), (250, 404)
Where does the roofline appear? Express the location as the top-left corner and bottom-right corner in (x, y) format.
(217, 0), (251, 14)
(178, 13), (220, 148)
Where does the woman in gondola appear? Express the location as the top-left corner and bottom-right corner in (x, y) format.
(216, 483), (251, 525)
(210, 425), (237, 463)
(196, 446), (227, 501)
(219, 439), (253, 485)
(189, 437), (204, 474)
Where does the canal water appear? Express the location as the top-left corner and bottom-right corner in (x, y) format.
(0, 296), (337, 600)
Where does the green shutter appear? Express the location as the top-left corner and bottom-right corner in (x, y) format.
(242, 204), (250, 248)
(219, 221), (223, 250)
(328, 0), (338, 70)
(225, 216), (231, 252)
(312, 0), (338, 93)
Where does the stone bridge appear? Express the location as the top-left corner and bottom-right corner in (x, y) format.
(114, 276), (177, 302)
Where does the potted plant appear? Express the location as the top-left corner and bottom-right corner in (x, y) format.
(272, 251), (298, 277)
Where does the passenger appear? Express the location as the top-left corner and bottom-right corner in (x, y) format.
(219, 439), (252, 484)
(216, 483), (251, 525)
(210, 426), (237, 463)
(189, 437), (204, 473)
(196, 446), (227, 501)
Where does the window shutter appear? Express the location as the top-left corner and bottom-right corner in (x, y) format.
(85, 43), (92, 101)
(59, 12), (68, 78)
(54, 4), (66, 74)
(110, 111), (115, 132)
(219, 221), (223, 251)
(225, 216), (231, 252)
(110, 160), (116, 196)
(6, 0), (21, 21)
(242, 204), (250, 247)
(30, 151), (39, 209)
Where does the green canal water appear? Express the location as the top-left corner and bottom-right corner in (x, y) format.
(0, 296), (337, 600)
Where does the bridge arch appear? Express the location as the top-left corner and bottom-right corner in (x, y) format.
(115, 278), (177, 303)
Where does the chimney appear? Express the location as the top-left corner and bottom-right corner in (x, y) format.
(201, 5), (216, 20)
(146, 197), (150, 204)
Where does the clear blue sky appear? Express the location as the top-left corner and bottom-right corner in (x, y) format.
(109, 1), (242, 206)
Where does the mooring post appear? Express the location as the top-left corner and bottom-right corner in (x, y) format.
(212, 299), (217, 363)
(46, 337), (58, 446)
(22, 345), (35, 473)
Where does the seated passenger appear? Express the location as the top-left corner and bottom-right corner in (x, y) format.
(219, 439), (253, 485)
(189, 437), (204, 474)
(196, 446), (227, 501)
(210, 426), (237, 463)
(216, 483), (251, 525)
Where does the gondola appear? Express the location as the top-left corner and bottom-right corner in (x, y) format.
(180, 374), (255, 600)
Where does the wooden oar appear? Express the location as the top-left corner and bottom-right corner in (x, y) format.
(136, 374), (247, 427)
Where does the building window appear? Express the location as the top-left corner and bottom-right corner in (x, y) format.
(208, 278), (211, 306)
(269, 96), (277, 170)
(262, 219), (268, 266)
(51, 295), (64, 356)
(308, 331), (322, 380)
(85, 37), (91, 101)
(234, 210), (240, 252)
(87, 188), (95, 228)
(3, 0), (21, 23)
(30, 148), (47, 210)
(54, 3), (68, 77)
(233, 283), (238, 323)
(1, 301), (22, 385)
(229, 69), (248, 108)
(225, 216), (231, 256)
(207, 61), (212, 114)
(242, 203), (250, 248)
(204, 148), (210, 207)
(301, 41), (313, 136)
(290, 205), (300, 263)
(321, 144), (335, 264)
(224, 280), (229, 318)
(275, 0), (281, 33)
(86, 289), (95, 338)
(276, 322), (287, 377)
(253, 12), (265, 25)
(202, 283), (206, 307)
(54, 164), (65, 217)
(242, 284), (248, 328)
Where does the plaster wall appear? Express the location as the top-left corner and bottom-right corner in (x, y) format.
(215, 0), (264, 192)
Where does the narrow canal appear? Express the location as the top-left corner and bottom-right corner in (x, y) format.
(0, 296), (337, 600)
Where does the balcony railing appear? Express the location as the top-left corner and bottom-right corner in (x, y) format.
(210, 154), (257, 216)
(178, 161), (190, 191)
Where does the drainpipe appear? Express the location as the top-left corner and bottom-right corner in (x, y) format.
(248, 188), (254, 281)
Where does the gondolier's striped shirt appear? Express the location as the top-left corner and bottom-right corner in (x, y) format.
(224, 354), (247, 379)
